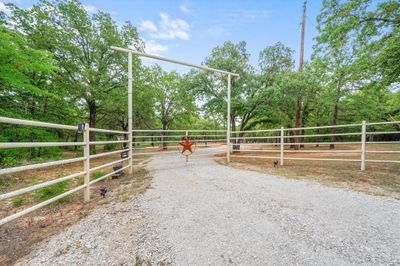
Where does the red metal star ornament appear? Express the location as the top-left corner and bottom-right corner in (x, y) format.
(178, 136), (196, 162)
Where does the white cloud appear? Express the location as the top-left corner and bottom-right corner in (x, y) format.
(179, 4), (189, 13)
(141, 20), (157, 32)
(0, 2), (11, 16)
(140, 12), (190, 41)
(83, 4), (97, 14)
(143, 39), (168, 55)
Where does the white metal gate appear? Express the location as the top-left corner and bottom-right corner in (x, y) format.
(132, 129), (227, 160)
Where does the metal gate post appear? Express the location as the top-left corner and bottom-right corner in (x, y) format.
(83, 123), (90, 202)
(361, 120), (366, 171)
(226, 74), (231, 163)
(128, 52), (133, 174)
(280, 127), (284, 166)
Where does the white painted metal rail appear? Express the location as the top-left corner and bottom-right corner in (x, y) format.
(111, 46), (239, 164)
(110, 46), (239, 77)
(131, 129), (226, 157)
(230, 121), (400, 168)
(0, 116), (228, 226)
(0, 117), (131, 226)
(2, 117), (398, 226)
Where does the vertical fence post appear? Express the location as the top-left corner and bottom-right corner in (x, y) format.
(226, 74), (231, 163)
(280, 127), (284, 166)
(83, 123), (90, 202)
(361, 120), (366, 171)
(128, 52), (133, 174)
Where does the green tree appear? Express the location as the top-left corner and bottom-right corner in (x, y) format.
(316, 0), (399, 86)
(0, 17), (61, 166)
(0, 22), (55, 118)
(144, 66), (197, 148)
(313, 0), (399, 147)
(270, 71), (319, 147)
(189, 41), (272, 149)
(9, 0), (144, 141)
(259, 42), (295, 76)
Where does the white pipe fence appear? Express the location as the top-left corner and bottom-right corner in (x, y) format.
(230, 120), (400, 168)
(1, 116), (399, 226)
(131, 129), (226, 157)
(0, 117), (131, 226)
(0, 117), (228, 225)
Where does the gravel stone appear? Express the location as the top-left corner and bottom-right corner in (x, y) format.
(18, 148), (400, 265)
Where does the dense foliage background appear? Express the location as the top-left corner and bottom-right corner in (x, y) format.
(0, 0), (399, 166)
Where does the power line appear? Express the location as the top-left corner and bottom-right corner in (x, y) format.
(306, 15), (316, 28)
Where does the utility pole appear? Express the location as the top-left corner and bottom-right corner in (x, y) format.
(295, 0), (307, 150)
(299, 0), (307, 71)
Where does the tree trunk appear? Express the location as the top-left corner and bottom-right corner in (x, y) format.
(231, 117), (240, 151)
(300, 103), (308, 148)
(294, 99), (301, 150)
(330, 82), (341, 149)
(74, 133), (79, 151)
(330, 102), (339, 149)
(236, 122), (246, 151)
(289, 128), (295, 149)
(121, 121), (129, 149)
(288, 114), (295, 149)
(162, 121), (167, 150)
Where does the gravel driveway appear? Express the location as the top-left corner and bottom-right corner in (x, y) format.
(19, 147), (400, 265)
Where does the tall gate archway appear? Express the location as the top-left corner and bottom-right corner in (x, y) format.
(110, 46), (239, 167)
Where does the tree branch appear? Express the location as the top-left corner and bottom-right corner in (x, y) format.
(360, 16), (400, 25)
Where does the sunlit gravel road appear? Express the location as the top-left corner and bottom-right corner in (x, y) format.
(20, 147), (400, 265)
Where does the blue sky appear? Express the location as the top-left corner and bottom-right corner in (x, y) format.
(1, 0), (323, 73)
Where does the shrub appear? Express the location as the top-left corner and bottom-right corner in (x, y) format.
(104, 143), (117, 151)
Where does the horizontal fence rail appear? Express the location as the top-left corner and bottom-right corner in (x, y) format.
(0, 142), (86, 149)
(0, 116), (227, 226)
(0, 117), (133, 226)
(2, 116), (399, 226)
(0, 157), (86, 176)
(132, 129), (226, 132)
(230, 121), (400, 169)
(131, 129), (227, 162)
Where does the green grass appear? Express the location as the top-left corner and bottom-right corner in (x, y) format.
(35, 180), (73, 204)
(0, 175), (39, 191)
(12, 196), (26, 207)
(91, 170), (107, 180)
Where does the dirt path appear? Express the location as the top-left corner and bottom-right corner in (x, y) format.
(19, 148), (400, 265)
